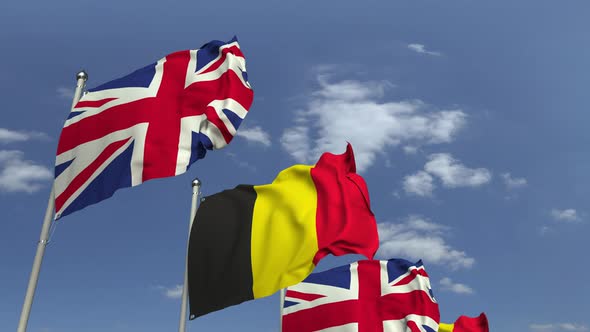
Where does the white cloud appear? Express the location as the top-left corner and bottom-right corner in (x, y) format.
(424, 153), (492, 188)
(281, 121), (310, 163)
(281, 77), (466, 172)
(439, 277), (474, 294)
(0, 128), (48, 144)
(0, 129), (30, 143)
(551, 209), (581, 222)
(406, 217), (449, 233)
(403, 154), (491, 196)
(56, 87), (74, 99)
(225, 152), (257, 172)
(530, 323), (589, 331)
(236, 126), (271, 147)
(312, 78), (392, 101)
(539, 226), (551, 235)
(0, 150), (53, 193)
(403, 146), (419, 154)
(377, 216), (474, 269)
(408, 43), (442, 56)
(403, 171), (434, 196)
(501, 172), (527, 189)
(159, 284), (183, 299)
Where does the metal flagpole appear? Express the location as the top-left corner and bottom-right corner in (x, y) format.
(279, 288), (285, 332)
(179, 178), (202, 332)
(17, 71), (88, 332)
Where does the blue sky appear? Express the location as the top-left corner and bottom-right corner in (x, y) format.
(1, 1), (589, 331)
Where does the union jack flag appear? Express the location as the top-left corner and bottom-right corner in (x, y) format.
(54, 37), (253, 219)
(282, 259), (440, 332)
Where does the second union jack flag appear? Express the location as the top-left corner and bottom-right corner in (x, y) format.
(54, 37), (253, 219)
(283, 259), (440, 332)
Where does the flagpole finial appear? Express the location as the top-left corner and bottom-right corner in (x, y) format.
(192, 178), (201, 188)
(76, 70), (88, 82)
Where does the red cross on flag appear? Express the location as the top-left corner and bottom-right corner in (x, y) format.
(54, 37), (253, 219)
(283, 259), (440, 332)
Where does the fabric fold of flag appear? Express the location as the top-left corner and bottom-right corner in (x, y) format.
(439, 313), (489, 332)
(282, 258), (440, 332)
(187, 143), (379, 319)
(54, 36), (253, 219)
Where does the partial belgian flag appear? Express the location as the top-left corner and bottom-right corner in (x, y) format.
(187, 143), (379, 319)
(439, 313), (489, 332)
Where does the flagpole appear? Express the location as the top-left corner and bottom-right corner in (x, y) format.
(279, 288), (285, 332)
(17, 70), (88, 332)
(179, 178), (202, 332)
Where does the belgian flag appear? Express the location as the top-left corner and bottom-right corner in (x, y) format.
(439, 313), (489, 332)
(188, 144), (379, 319)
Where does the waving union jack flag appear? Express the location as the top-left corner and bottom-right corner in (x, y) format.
(54, 37), (253, 219)
(282, 259), (440, 332)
